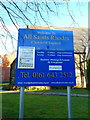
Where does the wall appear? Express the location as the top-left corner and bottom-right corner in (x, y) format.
(0, 52), (16, 83)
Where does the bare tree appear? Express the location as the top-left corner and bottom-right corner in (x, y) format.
(0, 0), (84, 53)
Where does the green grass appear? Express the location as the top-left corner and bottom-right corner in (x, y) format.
(2, 93), (89, 119)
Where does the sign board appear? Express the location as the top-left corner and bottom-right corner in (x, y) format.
(15, 29), (76, 86)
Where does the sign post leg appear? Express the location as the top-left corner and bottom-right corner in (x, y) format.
(67, 86), (72, 120)
(19, 87), (24, 119)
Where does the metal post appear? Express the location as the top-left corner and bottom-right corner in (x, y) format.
(67, 86), (72, 120)
(19, 87), (24, 120)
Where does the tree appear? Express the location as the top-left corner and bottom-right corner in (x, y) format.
(0, 0), (85, 53)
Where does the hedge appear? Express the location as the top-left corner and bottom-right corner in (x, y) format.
(86, 59), (90, 89)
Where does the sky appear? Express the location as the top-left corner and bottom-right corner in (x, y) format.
(1, 0), (88, 27)
(0, 0), (89, 55)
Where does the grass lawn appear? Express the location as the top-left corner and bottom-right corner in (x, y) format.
(2, 93), (89, 119)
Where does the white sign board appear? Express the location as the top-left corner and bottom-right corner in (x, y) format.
(18, 47), (35, 69)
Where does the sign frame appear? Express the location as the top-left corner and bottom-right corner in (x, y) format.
(15, 28), (76, 87)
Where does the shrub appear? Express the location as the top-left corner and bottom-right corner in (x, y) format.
(86, 59), (90, 89)
(50, 86), (67, 89)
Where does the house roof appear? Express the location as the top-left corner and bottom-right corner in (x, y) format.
(27, 25), (88, 52)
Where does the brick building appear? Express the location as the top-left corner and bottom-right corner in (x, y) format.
(0, 52), (16, 83)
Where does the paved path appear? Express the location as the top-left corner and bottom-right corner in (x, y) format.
(26, 91), (90, 97)
(0, 90), (90, 97)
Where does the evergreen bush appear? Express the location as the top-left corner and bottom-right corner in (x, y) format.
(86, 59), (90, 89)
